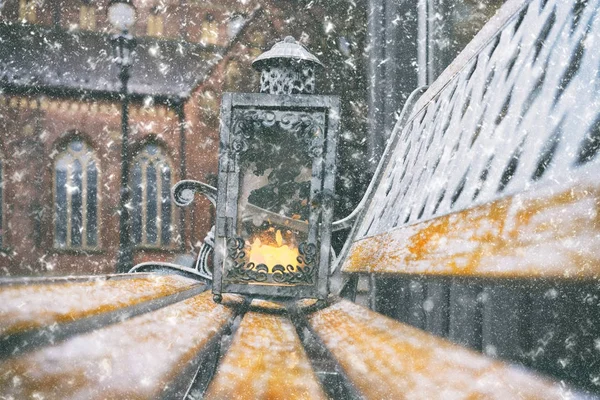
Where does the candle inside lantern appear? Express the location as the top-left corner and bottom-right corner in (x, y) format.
(247, 227), (300, 272)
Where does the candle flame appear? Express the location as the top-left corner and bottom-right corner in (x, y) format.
(247, 228), (299, 272)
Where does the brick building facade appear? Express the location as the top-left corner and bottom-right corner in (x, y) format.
(0, 0), (369, 276)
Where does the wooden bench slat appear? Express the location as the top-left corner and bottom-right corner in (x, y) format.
(0, 291), (239, 399)
(0, 274), (202, 337)
(343, 175), (600, 278)
(205, 310), (328, 400)
(0, 273), (157, 286)
(308, 300), (576, 399)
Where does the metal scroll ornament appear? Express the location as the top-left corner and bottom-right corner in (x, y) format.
(225, 237), (317, 285)
(230, 109), (325, 163)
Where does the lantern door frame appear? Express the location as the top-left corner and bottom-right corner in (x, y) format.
(213, 93), (340, 301)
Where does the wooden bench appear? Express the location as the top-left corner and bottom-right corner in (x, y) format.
(1, 0), (599, 398)
(338, 0), (600, 393)
(0, 275), (579, 399)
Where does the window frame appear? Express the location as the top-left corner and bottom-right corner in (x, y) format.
(131, 143), (175, 250)
(53, 138), (101, 251)
(18, 0), (36, 24)
(79, 3), (96, 31)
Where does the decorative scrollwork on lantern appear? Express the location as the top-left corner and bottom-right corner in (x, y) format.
(230, 109), (325, 159)
(225, 237), (317, 285)
(259, 65), (316, 94)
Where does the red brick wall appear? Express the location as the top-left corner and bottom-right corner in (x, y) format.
(0, 0), (365, 277)
(0, 0), (260, 46)
(0, 95), (195, 275)
(0, 1), (265, 277)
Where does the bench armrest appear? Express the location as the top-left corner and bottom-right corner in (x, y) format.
(329, 86), (428, 295)
(172, 179), (218, 207)
(129, 262), (212, 281)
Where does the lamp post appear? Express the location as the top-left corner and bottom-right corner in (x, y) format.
(108, 0), (137, 273)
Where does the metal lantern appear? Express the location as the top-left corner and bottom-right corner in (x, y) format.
(212, 37), (340, 302)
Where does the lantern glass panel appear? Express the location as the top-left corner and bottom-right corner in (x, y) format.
(227, 108), (325, 286)
(214, 93), (339, 300)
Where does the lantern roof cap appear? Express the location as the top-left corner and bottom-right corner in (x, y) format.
(252, 36), (323, 70)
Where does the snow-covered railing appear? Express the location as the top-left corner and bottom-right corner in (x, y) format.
(356, 0), (600, 239)
(344, 0), (600, 278)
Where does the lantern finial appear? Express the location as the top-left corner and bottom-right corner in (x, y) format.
(252, 36), (323, 94)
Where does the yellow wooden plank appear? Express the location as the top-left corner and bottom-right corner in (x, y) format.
(205, 311), (327, 400)
(0, 291), (239, 399)
(308, 300), (575, 399)
(0, 274), (202, 337)
(248, 298), (287, 311)
(344, 178), (600, 278)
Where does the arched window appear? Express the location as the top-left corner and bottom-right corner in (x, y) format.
(131, 144), (173, 247)
(200, 14), (219, 45)
(79, 1), (96, 31)
(19, 0), (36, 23)
(54, 139), (99, 249)
(147, 9), (164, 37)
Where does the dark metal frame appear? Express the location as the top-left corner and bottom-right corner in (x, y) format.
(213, 93), (340, 301)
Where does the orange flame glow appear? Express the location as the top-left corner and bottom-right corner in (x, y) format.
(247, 228), (300, 272)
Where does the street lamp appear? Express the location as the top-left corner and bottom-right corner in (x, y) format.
(108, 0), (137, 273)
